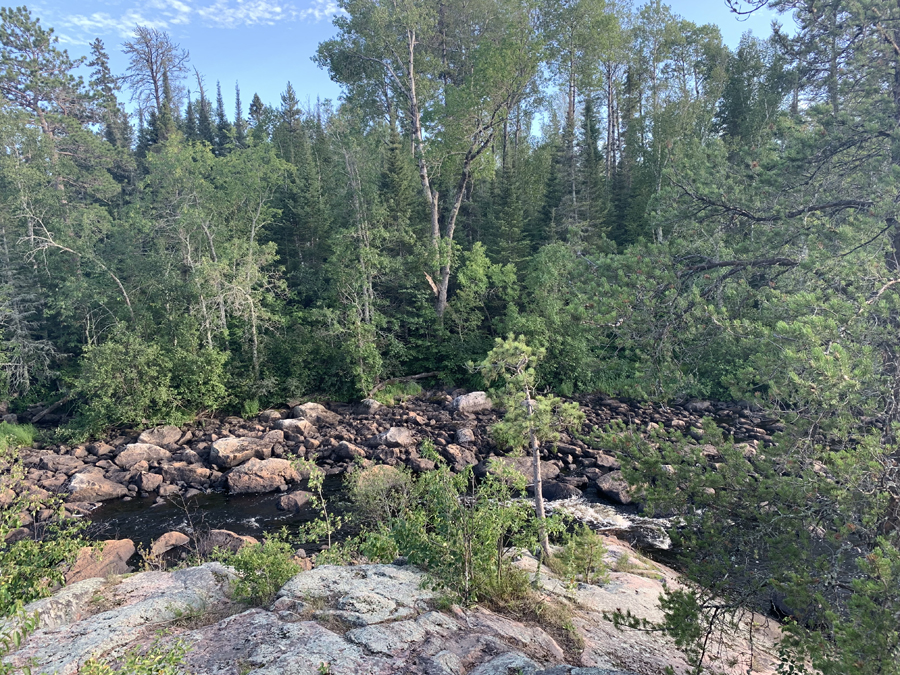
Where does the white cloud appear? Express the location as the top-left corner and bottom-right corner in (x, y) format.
(60, 0), (341, 39)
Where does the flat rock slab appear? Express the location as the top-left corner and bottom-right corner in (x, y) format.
(210, 436), (273, 469)
(66, 472), (127, 502)
(278, 564), (436, 626)
(7, 563), (236, 675)
(137, 425), (183, 446)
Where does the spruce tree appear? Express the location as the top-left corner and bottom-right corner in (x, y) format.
(234, 83), (246, 148)
(214, 80), (233, 154)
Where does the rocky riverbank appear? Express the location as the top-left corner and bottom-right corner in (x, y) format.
(3, 391), (781, 547)
(3, 536), (782, 675)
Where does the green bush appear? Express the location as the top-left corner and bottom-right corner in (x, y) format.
(352, 461), (538, 605)
(72, 326), (227, 434)
(550, 524), (609, 587)
(213, 530), (300, 606)
(371, 381), (423, 406)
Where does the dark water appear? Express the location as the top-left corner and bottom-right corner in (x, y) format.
(86, 475), (350, 550)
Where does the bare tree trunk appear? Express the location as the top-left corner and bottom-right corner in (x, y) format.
(526, 395), (551, 558)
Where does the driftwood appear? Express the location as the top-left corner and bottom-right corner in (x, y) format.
(31, 394), (71, 423)
(368, 372), (440, 397)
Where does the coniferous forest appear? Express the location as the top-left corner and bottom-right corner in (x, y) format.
(2, 0), (900, 670)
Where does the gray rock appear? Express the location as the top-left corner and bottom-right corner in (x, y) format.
(468, 652), (539, 675)
(441, 444), (478, 472)
(276, 490), (313, 512)
(535, 481), (583, 501)
(275, 418), (316, 435)
(278, 564), (436, 626)
(199, 529), (258, 555)
(226, 457), (300, 494)
(115, 444), (172, 470)
(209, 436), (272, 469)
(347, 611), (459, 655)
(291, 402), (341, 426)
(452, 391), (493, 414)
(161, 462), (212, 486)
(258, 409), (283, 424)
(367, 427), (416, 448)
(137, 425), (183, 446)
(354, 398), (383, 415)
(39, 455), (84, 475)
(596, 470), (632, 505)
(455, 428), (476, 445)
(66, 472), (128, 502)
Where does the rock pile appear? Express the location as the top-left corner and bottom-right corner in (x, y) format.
(4, 392), (782, 543)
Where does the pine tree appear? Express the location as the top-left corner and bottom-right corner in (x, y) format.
(214, 80), (233, 154)
(183, 94), (197, 141)
(87, 38), (130, 148)
(234, 83), (246, 148)
(249, 92), (266, 143)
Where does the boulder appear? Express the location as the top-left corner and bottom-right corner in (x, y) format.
(275, 418), (316, 435)
(0, 486), (16, 508)
(88, 442), (114, 457)
(135, 472), (163, 492)
(150, 531), (191, 557)
(226, 457), (300, 494)
(137, 425), (183, 446)
(209, 436), (272, 469)
(336, 441), (367, 460)
(354, 398), (383, 416)
(408, 457), (435, 472)
(65, 539), (135, 584)
(473, 456), (560, 484)
(66, 472), (128, 502)
(596, 470), (632, 505)
(162, 463), (212, 486)
(39, 455), (84, 475)
(291, 402), (341, 426)
(115, 443), (171, 470)
(258, 409), (283, 424)
(452, 391), (492, 414)
(455, 428), (476, 445)
(366, 427), (415, 448)
(200, 529), (258, 555)
(276, 490), (314, 513)
(441, 444), (479, 472)
(533, 480), (583, 501)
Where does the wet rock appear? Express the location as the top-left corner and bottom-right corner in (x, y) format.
(291, 402), (341, 426)
(115, 444), (172, 470)
(226, 457), (300, 494)
(535, 481), (583, 501)
(276, 490), (313, 513)
(596, 470), (632, 505)
(367, 426), (416, 448)
(354, 398), (383, 415)
(209, 436), (272, 469)
(137, 425), (183, 446)
(150, 531), (190, 557)
(65, 539), (135, 584)
(66, 472), (128, 502)
(452, 391), (492, 414)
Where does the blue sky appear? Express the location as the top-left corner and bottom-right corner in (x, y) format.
(27, 0), (787, 112)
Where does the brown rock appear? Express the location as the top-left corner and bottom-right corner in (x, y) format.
(336, 441), (366, 460)
(276, 490), (313, 513)
(200, 529), (258, 555)
(115, 444), (172, 470)
(162, 463), (212, 485)
(226, 458), (300, 494)
(473, 456), (560, 483)
(275, 418), (316, 435)
(66, 472), (128, 502)
(441, 444), (479, 472)
(137, 425), (183, 447)
(158, 484), (180, 497)
(366, 427), (415, 448)
(65, 539), (135, 584)
(150, 531), (191, 557)
(209, 436), (273, 469)
(408, 457), (435, 472)
(290, 402), (341, 426)
(135, 472), (163, 492)
(39, 455), (84, 475)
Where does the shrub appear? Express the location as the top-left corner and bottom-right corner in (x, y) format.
(347, 464), (413, 526)
(80, 637), (189, 675)
(213, 529), (300, 606)
(550, 524), (609, 587)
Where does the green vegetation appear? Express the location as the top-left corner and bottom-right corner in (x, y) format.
(212, 530), (300, 606)
(0, 0), (897, 669)
(80, 637), (189, 675)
